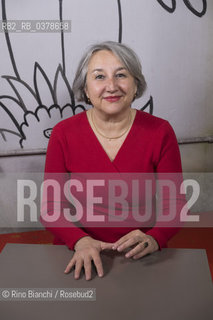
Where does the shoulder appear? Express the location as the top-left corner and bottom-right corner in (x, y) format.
(135, 109), (171, 132)
(134, 110), (178, 147)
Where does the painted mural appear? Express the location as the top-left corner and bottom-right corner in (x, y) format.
(0, 0), (208, 152)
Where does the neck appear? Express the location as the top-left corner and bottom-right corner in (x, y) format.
(89, 108), (135, 140)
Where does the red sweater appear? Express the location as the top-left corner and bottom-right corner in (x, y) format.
(42, 110), (183, 250)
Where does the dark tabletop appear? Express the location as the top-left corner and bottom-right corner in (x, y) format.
(0, 244), (212, 320)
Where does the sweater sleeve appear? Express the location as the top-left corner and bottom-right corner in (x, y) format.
(40, 125), (89, 250)
(145, 121), (185, 248)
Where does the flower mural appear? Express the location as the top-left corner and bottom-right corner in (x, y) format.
(0, 0), (208, 152)
(0, 0), (155, 152)
(1, 59), (87, 149)
(0, 0), (87, 150)
(156, 0), (207, 16)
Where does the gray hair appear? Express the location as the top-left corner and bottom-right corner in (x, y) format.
(72, 41), (147, 104)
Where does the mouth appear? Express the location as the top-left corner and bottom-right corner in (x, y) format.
(103, 96), (121, 103)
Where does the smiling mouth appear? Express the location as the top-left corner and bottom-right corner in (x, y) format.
(104, 96), (121, 102)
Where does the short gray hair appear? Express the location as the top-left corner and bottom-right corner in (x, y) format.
(72, 41), (147, 104)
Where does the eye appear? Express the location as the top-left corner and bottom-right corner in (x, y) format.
(95, 74), (105, 80)
(116, 73), (127, 78)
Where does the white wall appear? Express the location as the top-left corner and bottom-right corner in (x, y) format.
(0, 0), (212, 232)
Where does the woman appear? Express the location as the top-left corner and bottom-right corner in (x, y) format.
(43, 41), (183, 280)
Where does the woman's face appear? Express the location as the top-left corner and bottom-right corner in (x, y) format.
(85, 50), (137, 116)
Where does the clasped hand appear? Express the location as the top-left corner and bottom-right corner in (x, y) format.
(64, 230), (159, 280)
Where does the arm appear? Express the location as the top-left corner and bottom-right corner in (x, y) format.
(146, 121), (185, 248)
(41, 124), (112, 279)
(112, 121), (185, 257)
(41, 124), (89, 250)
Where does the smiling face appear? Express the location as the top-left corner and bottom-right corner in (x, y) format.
(85, 50), (137, 116)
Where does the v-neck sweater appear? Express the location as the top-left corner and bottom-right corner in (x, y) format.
(43, 109), (183, 250)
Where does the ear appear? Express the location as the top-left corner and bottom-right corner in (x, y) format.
(83, 87), (91, 104)
(134, 81), (138, 95)
(134, 81), (138, 98)
(132, 84), (138, 102)
(84, 84), (89, 99)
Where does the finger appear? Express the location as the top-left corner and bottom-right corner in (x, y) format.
(132, 247), (150, 260)
(116, 238), (139, 252)
(100, 242), (114, 250)
(112, 230), (145, 250)
(74, 259), (83, 279)
(132, 241), (151, 259)
(84, 257), (92, 281)
(93, 253), (104, 278)
(112, 234), (132, 250)
(125, 242), (146, 258)
(64, 258), (75, 274)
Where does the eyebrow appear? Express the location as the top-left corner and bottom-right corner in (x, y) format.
(91, 67), (127, 73)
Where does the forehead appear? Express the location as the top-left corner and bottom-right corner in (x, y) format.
(87, 50), (124, 70)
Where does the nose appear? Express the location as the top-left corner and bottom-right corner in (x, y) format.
(106, 77), (118, 92)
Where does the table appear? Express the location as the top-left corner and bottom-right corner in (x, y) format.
(0, 244), (212, 320)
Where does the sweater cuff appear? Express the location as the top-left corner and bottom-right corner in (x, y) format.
(146, 229), (169, 250)
(146, 227), (181, 250)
